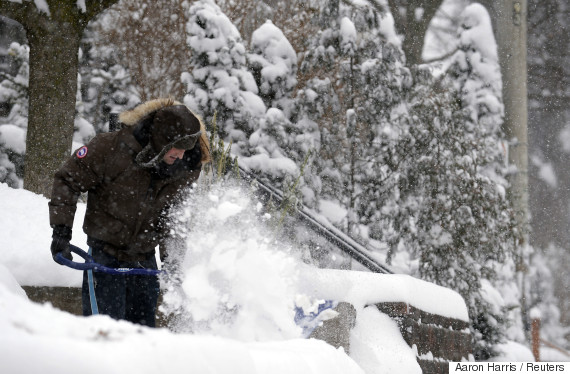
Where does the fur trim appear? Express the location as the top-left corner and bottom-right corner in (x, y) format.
(197, 116), (212, 164)
(120, 98), (211, 164)
(119, 98), (181, 126)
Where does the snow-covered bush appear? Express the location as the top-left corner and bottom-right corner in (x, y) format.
(182, 0), (266, 157)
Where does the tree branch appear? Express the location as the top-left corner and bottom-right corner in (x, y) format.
(422, 46), (459, 64)
(83, 0), (120, 23)
(386, 0), (404, 35)
(0, 0), (36, 27)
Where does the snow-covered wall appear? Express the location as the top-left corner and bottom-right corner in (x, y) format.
(301, 267), (469, 322)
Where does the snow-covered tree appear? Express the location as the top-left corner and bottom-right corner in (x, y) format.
(296, 0), (408, 235)
(89, 0), (189, 103)
(244, 108), (299, 189)
(446, 3), (505, 178)
(0, 42), (29, 187)
(374, 66), (520, 359)
(79, 25), (139, 133)
(248, 20), (298, 112)
(0, 41), (99, 188)
(182, 0), (266, 157)
(241, 20), (319, 195)
(362, 5), (526, 356)
(442, 5), (525, 357)
(0, 0), (118, 197)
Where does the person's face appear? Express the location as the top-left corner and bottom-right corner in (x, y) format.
(163, 147), (185, 165)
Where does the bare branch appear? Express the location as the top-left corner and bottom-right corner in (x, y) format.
(0, 0), (39, 28)
(83, 0), (120, 22)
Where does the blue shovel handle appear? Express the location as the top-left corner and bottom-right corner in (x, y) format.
(55, 244), (162, 276)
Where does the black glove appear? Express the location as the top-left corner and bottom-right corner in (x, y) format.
(51, 225), (72, 262)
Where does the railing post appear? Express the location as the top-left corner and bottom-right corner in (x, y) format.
(531, 316), (540, 362)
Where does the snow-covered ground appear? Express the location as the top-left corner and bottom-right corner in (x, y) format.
(0, 182), (566, 373)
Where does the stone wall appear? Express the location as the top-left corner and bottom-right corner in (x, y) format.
(22, 286), (171, 327)
(309, 301), (472, 374)
(375, 302), (471, 374)
(23, 286), (83, 316)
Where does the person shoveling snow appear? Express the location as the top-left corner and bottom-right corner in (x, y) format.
(48, 98), (211, 326)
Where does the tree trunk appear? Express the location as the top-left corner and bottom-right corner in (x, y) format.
(481, 0), (529, 240)
(480, 0), (530, 336)
(387, 0), (444, 65)
(24, 25), (82, 197)
(0, 0), (118, 197)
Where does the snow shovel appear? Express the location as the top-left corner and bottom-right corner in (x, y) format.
(55, 245), (162, 316)
(55, 244), (162, 276)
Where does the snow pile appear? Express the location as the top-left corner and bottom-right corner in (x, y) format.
(0, 265), (363, 374)
(0, 183), (86, 287)
(300, 268), (469, 322)
(351, 307), (422, 374)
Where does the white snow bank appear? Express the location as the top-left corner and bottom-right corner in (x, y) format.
(299, 267), (469, 322)
(0, 183), (86, 287)
(492, 340), (570, 363)
(0, 279), (364, 374)
(351, 306), (422, 374)
(540, 347), (570, 362)
(0, 180), (468, 325)
(490, 340), (535, 362)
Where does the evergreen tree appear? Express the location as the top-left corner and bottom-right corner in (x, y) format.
(446, 3), (505, 179)
(363, 5), (523, 356)
(245, 107), (299, 189)
(244, 20), (319, 195)
(182, 0), (266, 157)
(248, 20), (298, 112)
(0, 42), (28, 129)
(376, 67), (520, 359)
(79, 25), (139, 133)
(0, 42), (28, 187)
(444, 5), (523, 356)
(296, 0), (408, 235)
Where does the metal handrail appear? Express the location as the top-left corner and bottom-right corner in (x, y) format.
(238, 166), (393, 274)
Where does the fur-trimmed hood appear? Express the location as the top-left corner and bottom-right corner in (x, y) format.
(118, 98), (211, 166)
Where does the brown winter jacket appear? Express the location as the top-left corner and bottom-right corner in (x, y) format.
(49, 99), (211, 261)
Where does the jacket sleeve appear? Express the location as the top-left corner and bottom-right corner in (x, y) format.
(48, 134), (110, 228)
